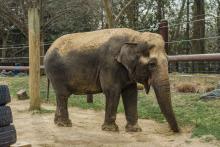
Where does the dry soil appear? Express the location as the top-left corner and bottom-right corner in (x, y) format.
(9, 99), (220, 147)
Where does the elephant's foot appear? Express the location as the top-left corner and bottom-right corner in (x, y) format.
(102, 122), (119, 132)
(54, 116), (72, 127)
(125, 123), (142, 132)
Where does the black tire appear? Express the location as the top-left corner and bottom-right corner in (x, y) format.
(0, 106), (13, 127)
(0, 125), (17, 147)
(0, 85), (11, 106)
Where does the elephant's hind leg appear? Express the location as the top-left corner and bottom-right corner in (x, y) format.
(122, 83), (142, 132)
(54, 92), (72, 127)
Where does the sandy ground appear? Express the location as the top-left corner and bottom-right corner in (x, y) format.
(9, 99), (220, 147)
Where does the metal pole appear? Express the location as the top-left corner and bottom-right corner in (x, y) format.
(168, 53), (220, 62)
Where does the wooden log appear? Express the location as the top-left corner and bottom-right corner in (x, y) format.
(28, 7), (41, 110)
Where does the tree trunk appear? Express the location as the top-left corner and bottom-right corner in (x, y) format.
(1, 31), (9, 63)
(192, 0), (205, 54)
(192, 0), (205, 73)
(217, 0), (220, 73)
(156, 0), (165, 22)
(185, 0), (190, 54)
(217, 0), (220, 53)
(125, 0), (138, 29)
(102, 0), (114, 28)
(185, 0), (191, 72)
(174, 0), (186, 40)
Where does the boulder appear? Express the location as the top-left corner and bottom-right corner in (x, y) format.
(16, 89), (29, 100)
(11, 142), (32, 147)
(200, 89), (220, 100)
(217, 81), (220, 89)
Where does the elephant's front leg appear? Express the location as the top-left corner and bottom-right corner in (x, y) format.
(54, 94), (72, 127)
(122, 83), (142, 132)
(102, 90), (120, 132)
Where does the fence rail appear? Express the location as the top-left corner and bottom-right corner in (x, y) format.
(168, 53), (220, 62)
(0, 66), (44, 71)
(0, 53), (219, 71)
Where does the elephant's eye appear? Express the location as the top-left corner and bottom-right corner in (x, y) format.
(148, 58), (157, 70)
(144, 51), (149, 57)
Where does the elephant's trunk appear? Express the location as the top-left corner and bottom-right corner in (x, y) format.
(146, 59), (179, 132)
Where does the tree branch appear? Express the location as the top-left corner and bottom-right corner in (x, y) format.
(115, 0), (134, 23)
(42, 6), (86, 31)
(0, 5), (28, 37)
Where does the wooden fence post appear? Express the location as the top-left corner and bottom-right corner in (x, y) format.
(28, 6), (41, 110)
(159, 19), (169, 53)
(87, 94), (93, 103)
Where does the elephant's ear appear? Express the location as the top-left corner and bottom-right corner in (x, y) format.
(116, 42), (138, 73)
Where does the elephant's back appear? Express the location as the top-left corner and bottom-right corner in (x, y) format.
(46, 28), (139, 56)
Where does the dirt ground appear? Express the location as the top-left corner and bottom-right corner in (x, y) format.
(9, 99), (220, 147)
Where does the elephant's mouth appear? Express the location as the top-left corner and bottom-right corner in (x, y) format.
(134, 68), (152, 84)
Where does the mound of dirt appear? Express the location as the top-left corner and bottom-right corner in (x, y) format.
(9, 100), (219, 147)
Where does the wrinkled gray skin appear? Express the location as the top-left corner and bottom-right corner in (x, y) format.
(44, 28), (179, 132)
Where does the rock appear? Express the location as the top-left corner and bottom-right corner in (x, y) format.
(0, 70), (15, 77)
(17, 89), (29, 100)
(200, 89), (220, 100)
(16, 72), (28, 77)
(217, 81), (220, 89)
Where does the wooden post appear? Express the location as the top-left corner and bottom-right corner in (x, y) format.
(159, 20), (169, 53)
(87, 94), (93, 103)
(46, 79), (50, 101)
(28, 7), (41, 110)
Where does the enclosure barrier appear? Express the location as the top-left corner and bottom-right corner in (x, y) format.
(1, 18), (220, 104)
(1, 53), (219, 101)
(1, 53), (220, 71)
(168, 53), (220, 62)
(0, 65), (44, 71)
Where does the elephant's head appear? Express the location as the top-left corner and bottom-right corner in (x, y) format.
(116, 32), (179, 132)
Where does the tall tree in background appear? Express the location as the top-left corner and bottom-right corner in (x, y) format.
(155, 0), (165, 22)
(192, 0), (205, 72)
(192, 0), (205, 54)
(0, 20), (10, 62)
(125, 0), (138, 29)
(217, 0), (220, 53)
(102, 0), (114, 28)
(102, 0), (135, 28)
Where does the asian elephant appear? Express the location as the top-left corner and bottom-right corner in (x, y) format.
(44, 28), (179, 132)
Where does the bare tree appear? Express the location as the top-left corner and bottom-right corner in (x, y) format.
(192, 0), (205, 54)
(191, 0), (205, 72)
(155, 0), (165, 22)
(217, 0), (220, 53)
(102, 0), (135, 28)
(102, 0), (114, 28)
